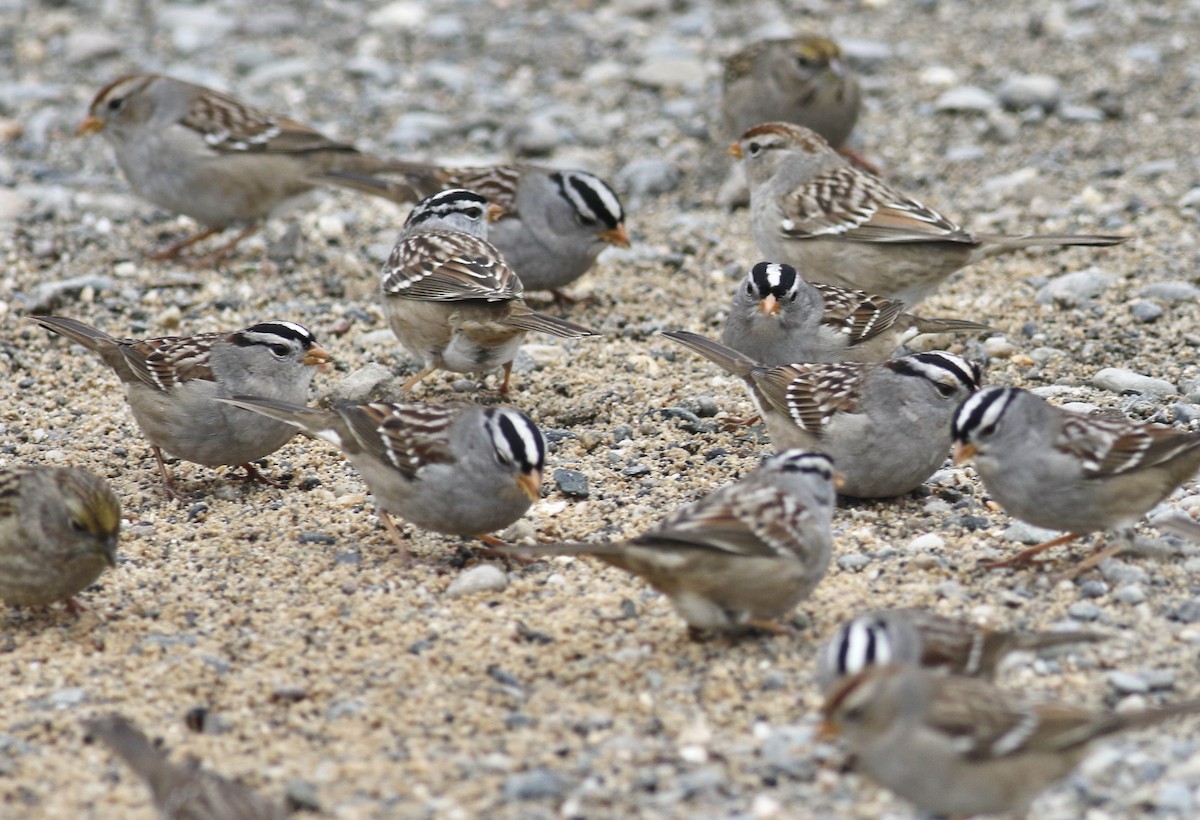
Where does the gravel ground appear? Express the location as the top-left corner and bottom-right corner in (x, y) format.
(3, 0), (1200, 817)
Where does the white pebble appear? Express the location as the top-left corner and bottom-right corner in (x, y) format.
(906, 533), (944, 552)
(445, 564), (508, 598)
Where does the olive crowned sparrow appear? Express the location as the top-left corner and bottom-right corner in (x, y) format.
(29, 315), (331, 497)
(216, 396), (545, 557)
(80, 72), (402, 263)
(822, 663), (1200, 817)
(318, 163), (629, 300)
(380, 188), (598, 395)
(722, 261), (994, 365)
(0, 467), (119, 611)
(497, 450), (837, 636)
(85, 714), (285, 820)
(664, 331), (982, 498)
(731, 122), (1127, 304)
(816, 607), (1105, 692)
(953, 385), (1200, 576)
(721, 35), (861, 150)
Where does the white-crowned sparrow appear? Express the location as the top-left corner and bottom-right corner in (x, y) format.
(0, 467), (119, 610)
(496, 450), (837, 636)
(84, 714), (285, 820)
(816, 608), (1105, 692)
(731, 122), (1128, 304)
(216, 396), (545, 557)
(29, 315), (331, 497)
(664, 331), (982, 498)
(317, 164), (629, 300)
(80, 72), (400, 263)
(722, 261), (995, 365)
(952, 385), (1200, 575)
(821, 663), (1200, 817)
(380, 188), (599, 394)
(721, 35), (861, 149)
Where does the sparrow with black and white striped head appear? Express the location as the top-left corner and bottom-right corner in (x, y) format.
(28, 315), (331, 497)
(821, 663), (1200, 817)
(494, 450), (837, 637)
(730, 122), (1127, 304)
(815, 608), (1105, 692)
(952, 385), (1200, 576)
(664, 331), (982, 498)
(318, 165), (629, 301)
(216, 397), (545, 558)
(721, 261), (995, 365)
(379, 189), (599, 395)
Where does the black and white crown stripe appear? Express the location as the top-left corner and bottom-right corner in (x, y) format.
(766, 449), (835, 480)
(552, 171), (624, 229)
(824, 616), (898, 680)
(484, 408), (546, 474)
(888, 352), (982, 392)
(232, 321), (320, 350)
(748, 261), (799, 300)
(403, 189), (491, 229)
(951, 385), (1016, 442)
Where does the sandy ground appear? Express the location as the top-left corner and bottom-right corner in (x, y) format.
(3, 0), (1200, 817)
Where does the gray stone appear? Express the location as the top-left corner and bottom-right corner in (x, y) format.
(631, 56), (706, 91)
(1078, 580), (1109, 598)
(1067, 602), (1100, 621)
(617, 158), (680, 203)
(0, 189), (29, 221)
(934, 85), (998, 113)
(1113, 584), (1146, 605)
(328, 363), (394, 403)
(997, 74), (1062, 111)
(63, 31), (122, 64)
(506, 115), (564, 157)
(1129, 299), (1163, 323)
(1058, 104), (1106, 122)
(1153, 782), (1194, 813)
(1035, 269), (1114, 307)
(553, 469), (589, 499)
(445, 564), (508, 598)
(1093, 368), (1177, 397)
(159, 7), (235, 52)
(1108, 671), (1149, 695)
(1140, 281), (1200, 303)
(837, 554), (871, 571)
(503, 768), (570, 800)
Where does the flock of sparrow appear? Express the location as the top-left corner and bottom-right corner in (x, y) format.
(5, 33), (1199, 818)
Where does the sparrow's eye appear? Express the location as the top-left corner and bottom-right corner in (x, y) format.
(933, 381), (958, 398)
(746, 141), (763, 156)
(107, 97), (125, 111)
(269, 343), (290, 358)
(745, 282), (754, 295)
(796, 55), (816, 71)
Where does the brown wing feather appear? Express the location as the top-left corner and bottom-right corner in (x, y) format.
(380, 233), (521, 302)
(781, 167), (974, 244)
(336, 403), (461, 479)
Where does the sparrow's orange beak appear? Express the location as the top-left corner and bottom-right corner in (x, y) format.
(727, 142), (744, 159)
(952, 442), (976, 464)
(816, 719), (840, 742)
(599, 224), (630, 248)
(304, 344), (334, 368)
(517, 470), (543, 503)
(833, 471), (846, 491)
(758, 294), (780, 316)
(486, 203), (506, 222)
(77, 115), (105, 136)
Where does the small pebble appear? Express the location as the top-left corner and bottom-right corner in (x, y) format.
(1093, 368), (1177, 397)
(1067, 602), (1101, 621)
(445, 565), (508, 598)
